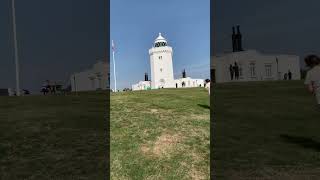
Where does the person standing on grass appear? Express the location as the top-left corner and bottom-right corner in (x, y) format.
(205, 79), (210, 95)
(288, 70), (292, 80)
(234, 62), (240, 80)
(229, 64), (234, 80)
(304, 55), (320, 108)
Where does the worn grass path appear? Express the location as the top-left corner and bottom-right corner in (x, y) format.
(213, 80), (320, 179)
(111, 88), (210, 179)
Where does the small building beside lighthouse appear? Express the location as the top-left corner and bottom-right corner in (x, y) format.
(132, 33), (205, 91)
(211, 26), (301, 83)
(70, 61), (109, 92)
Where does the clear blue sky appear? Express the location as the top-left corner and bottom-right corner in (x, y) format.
(111, 0), (210, 90)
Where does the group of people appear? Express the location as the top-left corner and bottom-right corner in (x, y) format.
(229, 62), (240, 80)
(283, 70), (292, 80)
(41, 80), (62, 95)
(304, 55), (320, 108)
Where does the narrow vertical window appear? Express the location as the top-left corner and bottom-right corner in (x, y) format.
(249, 62), (256, 78)
(265, 64), (272, 77)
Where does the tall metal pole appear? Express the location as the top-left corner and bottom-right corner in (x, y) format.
(12, 0), (20, 96)
(73, 75), (77, 93)
(112, 40), (117, 92)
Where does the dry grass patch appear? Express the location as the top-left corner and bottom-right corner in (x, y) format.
(150, 109), (158, 113)
(189, 114), (209, 120)
(189, 166), (207, 180)
(141, 133), (183, 157)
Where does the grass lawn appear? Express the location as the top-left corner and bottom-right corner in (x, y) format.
(111, 88), (210, 179)
(213, 80), (320, 179)
(0, 91), (107, 179)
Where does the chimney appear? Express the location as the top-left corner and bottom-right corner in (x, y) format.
(182, 69), (186, 78)
(236, 25), (243, 51)
(232, 26), (237, 52)
(144, 73), (148, 81)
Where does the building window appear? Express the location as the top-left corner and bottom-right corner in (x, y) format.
(265, 64), (272, 77)
(249, 62), (256, 78)
(160, 68), (163, 72)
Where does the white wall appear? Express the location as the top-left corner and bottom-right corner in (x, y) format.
(174, 77), (205, 88)
(149, 46), (175, 88)
(277, 55), (301, 80)
(70, 61), (108, 92)
(132, 81), (151, 91)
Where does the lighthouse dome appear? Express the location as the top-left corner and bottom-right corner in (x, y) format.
(154, 33), (168, 47)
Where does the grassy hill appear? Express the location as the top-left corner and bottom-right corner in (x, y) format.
(213, 80), (320, 179)
(0, 92), (107, 179)
(111, 88), (210, 179)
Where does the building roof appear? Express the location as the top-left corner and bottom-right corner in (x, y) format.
(214, 49), (298, 59)
(154, 33), (167, 44)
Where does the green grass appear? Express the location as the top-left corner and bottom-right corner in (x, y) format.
(111, 88), (210, 179)
(0, 91), (107, 179)
(213, 80), (320, 179)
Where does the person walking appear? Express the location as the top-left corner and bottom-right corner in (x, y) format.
(229, 64), (234, 80)
(234, 62), (240, 80)
(304, 55), (320, 109)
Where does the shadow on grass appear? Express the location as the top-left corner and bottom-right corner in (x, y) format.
(280, 134), (320, 152)
(198, 104), (210, 109)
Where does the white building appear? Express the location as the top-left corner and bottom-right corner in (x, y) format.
(132, 33), (205, 91)
(174, 77), (205, 88)
(132, 81), (151, 91)
(0, 88), (14, 96)
(212, 26), (301, 83)
(70, 61), (109, 92)
(213, 50), (301, 83)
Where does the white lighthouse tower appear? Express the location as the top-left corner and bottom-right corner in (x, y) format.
(149, 33), (175, 89)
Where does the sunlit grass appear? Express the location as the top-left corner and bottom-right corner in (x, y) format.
(111, 88), (210, 179)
